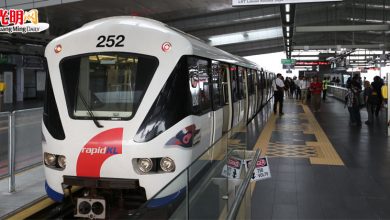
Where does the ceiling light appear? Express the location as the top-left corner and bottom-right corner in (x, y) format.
(286, 26), (290, 32)
(286, 4), (290, 13)
(286, 14), (290, 23)
(286, 32), (290, 37)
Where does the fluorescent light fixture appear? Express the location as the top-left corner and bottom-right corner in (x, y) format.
(285, 4), (290, 13)
(208, 26), (283, 46)
(286, 14), (290, 22)
(286, 32), (290, 37)
(286, 26), (290, 32)
(287, 47), (290, 50)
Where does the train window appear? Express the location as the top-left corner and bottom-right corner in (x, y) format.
(238, 66), (246, 100)
(60, 53), (158, 120)
(43, 72), (65, 140)
(230, 65), (238, 102)
(220, 64), (229, 105)
(211, 61), (224, 110)
(247, 69), (254, 96)
(134, 57), (192, 142)
(187, 57), (211, 114)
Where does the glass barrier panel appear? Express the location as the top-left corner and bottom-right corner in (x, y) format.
(187, 136), (229, 219)
(235, 180), (252, 220)
(14, 108), (43, 172)
(0, 112), (9, 177)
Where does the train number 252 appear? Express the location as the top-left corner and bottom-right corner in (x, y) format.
(96, 35), (125, 47)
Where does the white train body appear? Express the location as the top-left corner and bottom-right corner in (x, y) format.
(42, 16), (274, 217)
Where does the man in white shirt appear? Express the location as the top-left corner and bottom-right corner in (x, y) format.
(273, 73), (285, 115)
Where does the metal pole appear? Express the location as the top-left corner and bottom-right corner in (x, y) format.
(8, 111), (15, 193)
(226, 149), (260, 220)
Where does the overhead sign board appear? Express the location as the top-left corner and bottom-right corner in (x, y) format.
(281, 59), (296, 65)
(232, 0), (342, 6)
(295, 61), (330, 66)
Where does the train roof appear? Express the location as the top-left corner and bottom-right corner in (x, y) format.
(82, 16), (259, 70)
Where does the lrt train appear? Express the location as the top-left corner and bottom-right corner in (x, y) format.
(42, 16), (275, 219)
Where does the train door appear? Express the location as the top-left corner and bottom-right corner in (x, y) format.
(230, 65), (239, 127)
(221, 63), (232, 133)
(187, 57), (213, 152)
(237, 67), (246, 124)
(210, 61), (224, 143)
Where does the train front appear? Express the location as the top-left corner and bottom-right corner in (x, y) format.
(42, 17), (192, 218)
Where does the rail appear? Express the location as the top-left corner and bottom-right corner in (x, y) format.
(0, 107), (43, 193)
(226, 149), (260, 220)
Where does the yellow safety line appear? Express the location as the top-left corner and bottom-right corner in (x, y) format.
(6, 186), (80, 220)
(6, 197), (55, 220)
(301, 105), (344, 165)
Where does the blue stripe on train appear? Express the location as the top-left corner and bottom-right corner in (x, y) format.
(45, 181), (64, 202)
(147, 188), (185, 208)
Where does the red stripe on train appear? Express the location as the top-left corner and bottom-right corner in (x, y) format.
(76, 128), (123, 177)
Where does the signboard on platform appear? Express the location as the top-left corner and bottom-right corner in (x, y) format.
(222, 157), (242, 179)
(245, 157), (271, 182)
(232, 0), (342, 6)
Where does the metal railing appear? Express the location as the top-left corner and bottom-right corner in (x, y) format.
(0, 107), (43, 193)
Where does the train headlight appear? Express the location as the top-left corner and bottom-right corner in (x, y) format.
(137, 158), (153, 173)
(160, 157), (175, 172)
(57, 155), (67, 169)
(44, 152), (56, 166)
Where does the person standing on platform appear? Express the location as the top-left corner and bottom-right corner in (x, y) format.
(300, 77), (309, 104)
(294, 76), (302, 100)
(309, 77), (322, 112)
(371, 76), (384, 116)
(346, 78), (362, 126)
(363, 81), (377, 125)
(322, 76), (330, 101)
(273, 73), (285, 116)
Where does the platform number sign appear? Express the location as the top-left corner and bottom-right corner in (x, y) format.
(96, 35), (125, 47)
(222, 157), (242, 179)
(245, 157), (271, 182)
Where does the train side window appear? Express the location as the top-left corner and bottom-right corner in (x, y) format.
(187, 57), (211, 115)
(43, 72), (65, 140)
(238, 66), (246, 100)
(134, 56), (192, 142)
(247, 69), (254, 96)
(230, 65), (238, 102)
(221, 64), (229, 105)
(211, 61), (223, 110)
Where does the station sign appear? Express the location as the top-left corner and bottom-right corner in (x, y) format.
(295, 61), (330, 66)
(281, 59), (296, 65)
(232, 0), (342, 6)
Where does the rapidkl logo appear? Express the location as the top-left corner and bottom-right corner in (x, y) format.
(80, 146), (119, 155)
(0, 8), (49, 34)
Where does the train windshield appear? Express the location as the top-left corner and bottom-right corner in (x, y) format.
(60, 53), (158, 120)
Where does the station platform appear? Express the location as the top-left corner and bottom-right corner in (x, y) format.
(0, 96), (388, 219)
(0, 166), (46, 219)
(251, 97), (390, 219)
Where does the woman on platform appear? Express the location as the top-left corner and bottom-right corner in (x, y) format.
(309, 77), (322, 112)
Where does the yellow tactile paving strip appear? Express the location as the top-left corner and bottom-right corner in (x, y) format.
(253, 103), (344, 166)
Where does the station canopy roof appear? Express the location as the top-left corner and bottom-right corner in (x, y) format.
(0, 0), (389, 58)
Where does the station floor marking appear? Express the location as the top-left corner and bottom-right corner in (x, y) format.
(253, 103), (344, 166)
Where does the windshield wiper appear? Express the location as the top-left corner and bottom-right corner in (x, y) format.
(77, 90), (103, 128)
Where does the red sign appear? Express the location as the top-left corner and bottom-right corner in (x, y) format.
(295, 61), (330, 66)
